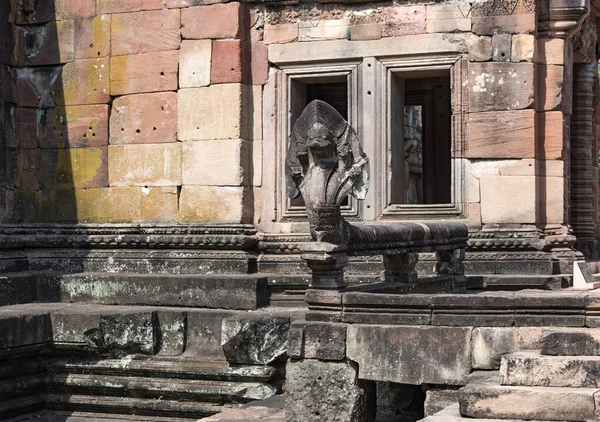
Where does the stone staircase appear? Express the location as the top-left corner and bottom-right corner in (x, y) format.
(0, 272), (300, 421)
(423, 327), (600, 421)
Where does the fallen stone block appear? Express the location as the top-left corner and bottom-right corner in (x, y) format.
(221, 315), (290, 364)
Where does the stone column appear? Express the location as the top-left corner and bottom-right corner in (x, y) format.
(571, 61), (598, 258)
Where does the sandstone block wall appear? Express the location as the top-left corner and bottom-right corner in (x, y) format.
(0, 0), (585, 232)
(0, 0), (264, 224)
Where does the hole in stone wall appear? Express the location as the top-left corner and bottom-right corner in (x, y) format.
(376, 382), (425, 422)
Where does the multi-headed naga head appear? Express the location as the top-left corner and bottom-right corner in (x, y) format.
(285, 100), (369, 243)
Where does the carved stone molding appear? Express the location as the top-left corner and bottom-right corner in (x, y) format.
(538, 0), (591, 38)
(0, 224), (258, 250)
(572, 16), (599, 62)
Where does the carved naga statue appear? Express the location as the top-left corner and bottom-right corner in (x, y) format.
(285, 99), (468, 292)
(286, 100), (369, 244)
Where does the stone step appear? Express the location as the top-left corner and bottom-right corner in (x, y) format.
(459, 381), (600, 421)
(541, 327), (600, 355)
(0, 395), (45, 419)
(45, 394), (222, 419)
(468, 275), (564, 291)
(501, 350), (600, 388)
(46, 373), (277, 404)
(6, 410), (198, 422)
(38, 272), (270, 310)
(48, 357), (278, 382)
(419, 403), (555, 422)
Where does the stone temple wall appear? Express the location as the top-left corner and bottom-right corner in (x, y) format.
(0, 0), (598, 277)
(0, 0), (264, 225)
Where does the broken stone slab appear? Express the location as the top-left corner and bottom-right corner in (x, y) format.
(501, 350), (600, 388)
(459, 382), (600, 421)
(347, 325), (472, 385)
(541, 327), (600, 355)
(285, 359), (375, 422)
(221, 315), (290, 365)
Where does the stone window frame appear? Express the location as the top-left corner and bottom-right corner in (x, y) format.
(376, 56), (466, 219)
(263, 45), (468, 231)
(262, 60), (362, 229)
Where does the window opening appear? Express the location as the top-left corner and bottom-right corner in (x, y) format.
(393, 74), (451, 205)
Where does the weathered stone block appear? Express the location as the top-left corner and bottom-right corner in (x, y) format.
(480, 175), (535, 223)
(108, 143), (182, 187)
(111, 9), (181, 56)
(497, 158), (564, 177)
(459, 382), (599, 421)
(179, 186), (250, 223)
(110, 51), (178, 96)
(303, 321), (347, 361)
(51, 308), (102, 349)
(383, 6), (426, 37)
(97, 0), (163, 14)
(16, 148), (40, 191)
(542, 328), (600, 355)
(269, 34), (491, 63)
(51, 58), (110, 106)
(537, 38), (567, 65)
(156, 311), (186, 356)
(178, 84), (250, 141)
(181, 3), (242, 39)
(512, 34), (536, 62)
(16, 107), (39, 149)
(18, 20), (75, 66)
(109, 92), (177, 144)
(426, 4), (471, 33)
(221, 315), (290, 364)
(536, 111), (565, 160)
(466, 110), (535, 158)
(286, 360), (376, 422)
(74, 15), (111, 59)
(11, 0), (56, 24)
(350, 24), (382, 41)
(182, 139), (249, 186)
(501, 351), (600, 388)
(10, 66), (61, 109)
(424, 389), (459, 416)
(539, 176), (564, 224)
(347, 325), (472, 385)
(249, 41), (268, 85)
(264, 23), (298, 44)
(179, 40), (212, 88)
(70, 186), (178, 222)
(40, 147), (108, 189)
(38, 105), (109, 149)
(472, 14), (535, 35)
(57, 0), (96, 19)
(492, 33), (511, 62)
(0, 312), (52, 349)
(211, 40), (243, 84)
(299, 19), (351, 41)
(471, 327), (542, 369)
(536, 65), (564, 111)
(185, 309), (234, 359)
(466, 62), (534, 112)
(100, 311), (155, 354)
